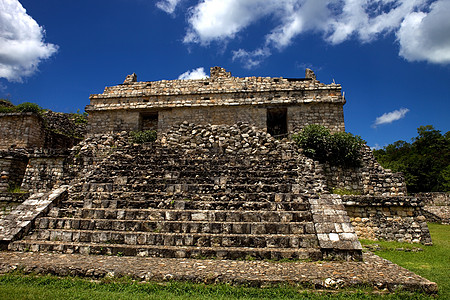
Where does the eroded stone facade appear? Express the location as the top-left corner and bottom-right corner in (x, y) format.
(0, 113), (45, 149)
(86, 67), (345, 135)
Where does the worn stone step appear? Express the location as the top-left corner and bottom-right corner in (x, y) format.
(36, 217), (315, 235)
(71, 183), (299, 194)
(99, 170), (301, 179)
(84, 183), (298, 194)
(74, 208), (313, 223)
(10, 240), (323, 260)
(27, 228), (319, 249)
(92, 163), (304, 177)
(61, 198), (310, 211)
(86, 177), (300, 186)
(68, 191), (309, 203)
(100, 155), (299, 164)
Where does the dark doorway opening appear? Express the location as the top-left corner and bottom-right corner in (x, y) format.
(141, 112), (158, 131)
(267, 108), (287, 137)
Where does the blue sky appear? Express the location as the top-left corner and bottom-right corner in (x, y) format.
(1, 0), (449, 148)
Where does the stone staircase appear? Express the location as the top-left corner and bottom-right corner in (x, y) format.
(9, 123), (362, 260)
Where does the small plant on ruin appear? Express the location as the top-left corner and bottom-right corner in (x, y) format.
(70, 110), (88, 125)
(292, 125), (364, 167)
(331, 188), (361, 195)
(15, 102), (43, 114)
(0, 100), (43, 114)
(7, 184), (27, 194)
(129, 130), (157, 144)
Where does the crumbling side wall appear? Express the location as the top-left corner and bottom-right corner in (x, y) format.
(323, 146), (407, 196)
(415, 192), (450, 224)
(0, 113), (45, 149)
(0, 112), (82, 150)
(0, 192), (29, 219)
(342, 195), (432, 244)
(0, 151), (28, 192)
(21, 150), (68, 193)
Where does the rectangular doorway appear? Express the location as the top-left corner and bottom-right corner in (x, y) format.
(267, 108), (287, 137)
(141, 112), (158, 131)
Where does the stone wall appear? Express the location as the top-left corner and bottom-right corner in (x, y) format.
(0, 113), (45, 149)
(21, 150), (69, 193)
(88, 102), (345, 136)
(414, 192), (450, 224)
(323, 146), (407, 196)
(42, 110), (87, 139)
(0, 192), (29, 218)
(0, 151), (28, 192)
(159, 106), (266, 133)
(342, 195), (432, 244)
(0, 112), (82, 150)
(414, 192), (449, 206)
(86, 67), (346, 136)
(288, 103), (345, 133)
(87, 110), (141, 135)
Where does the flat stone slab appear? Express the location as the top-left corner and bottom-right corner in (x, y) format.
(0, 251), (437, 294)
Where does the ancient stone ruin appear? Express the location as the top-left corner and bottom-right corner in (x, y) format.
(86, 66), (345, 136)
(0, 67), (434, 262)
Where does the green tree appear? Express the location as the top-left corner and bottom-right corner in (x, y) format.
(374, 125), (449, 193)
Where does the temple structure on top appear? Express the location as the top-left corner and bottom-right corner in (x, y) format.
(86, 67), (346, 136)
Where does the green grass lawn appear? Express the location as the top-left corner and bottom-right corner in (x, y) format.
(0, 274), (436, 300)
(0, 223), (447, 299)
(360, 223), (449, 299)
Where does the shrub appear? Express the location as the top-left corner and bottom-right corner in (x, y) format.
(328, 132), (365, 167)
(15, 102), (43, 113)
(293, 125), (364, 167)
(129, 130), (157, 144)
(0, 106), (15, 113)
(0, 101), (43, 114)
(70, 110), (88, 125)
(292, 124), (331, 162)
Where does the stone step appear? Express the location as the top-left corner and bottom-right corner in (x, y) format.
(68, 191), (309, 203)
(84, 177), (300, 186)
(78, 183), (298, 194)
(10, 240), (323, 260)
(74, 208), (313, 223)
(94, 162), (303, 175)
(61, 198), (310, 211)
(36, 217), (315, 235)
(97, 170), (300, 179)
(26, 229), (319, 249)
(105, 156), (300, 165)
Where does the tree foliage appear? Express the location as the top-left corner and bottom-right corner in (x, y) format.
(292, 125), (365, 167)
(373, 125), (450, 193)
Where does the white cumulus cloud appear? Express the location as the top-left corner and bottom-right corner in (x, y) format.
(183, 0), (285, 45)
(373, 108), (410, 128)
(0, 0), (58, 81)
(397, 0), (450, 64)
(156, 0), (183, 15)
(178, 67), (208, 80)
(161, 0), (450, 67)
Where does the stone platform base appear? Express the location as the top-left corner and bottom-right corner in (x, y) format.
(0, 251), (437, 294)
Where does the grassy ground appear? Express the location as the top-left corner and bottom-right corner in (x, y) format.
(0, 223), (447, 299)
(0, 274), (434, 300)
(361, 223), (449, 299)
